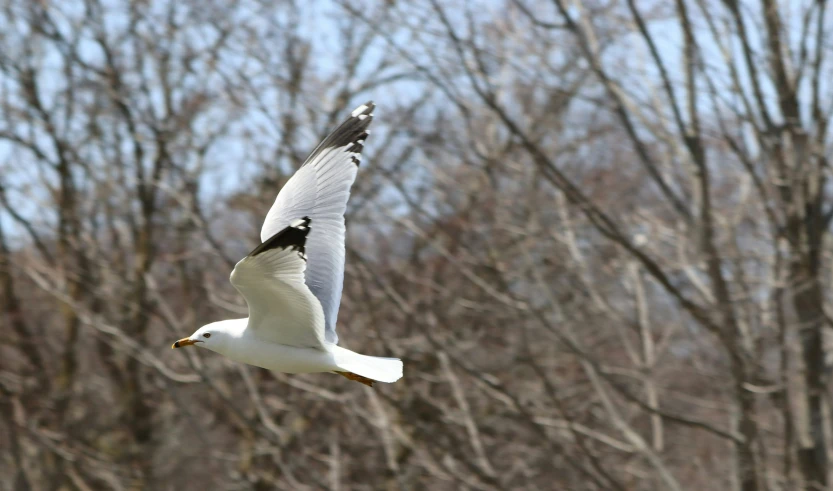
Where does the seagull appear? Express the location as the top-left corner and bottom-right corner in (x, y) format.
(172, 102), (402, 387)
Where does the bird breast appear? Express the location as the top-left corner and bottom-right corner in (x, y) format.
(226, 336), (338, 374)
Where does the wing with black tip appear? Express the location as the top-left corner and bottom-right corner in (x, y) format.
(231, 217), (326, 348)
(258, 102), (374, 345)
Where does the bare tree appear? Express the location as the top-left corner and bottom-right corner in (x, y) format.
(1, 0), (831, 490)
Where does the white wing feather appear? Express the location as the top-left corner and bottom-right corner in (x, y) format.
(230, 218), (326, 348)
(259, 102), (374, 344)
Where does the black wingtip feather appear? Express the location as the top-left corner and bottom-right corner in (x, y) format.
(354, 101), (375, 117)
(301, 102), (375, 169)
(249, 217), (311, 259)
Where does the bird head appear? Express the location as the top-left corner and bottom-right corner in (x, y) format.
(171, 322), (234, 352)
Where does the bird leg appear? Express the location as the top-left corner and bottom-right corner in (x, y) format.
(335, 371), (374, 387)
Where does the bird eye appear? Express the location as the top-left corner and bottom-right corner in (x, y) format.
(203, 333), (211, 338)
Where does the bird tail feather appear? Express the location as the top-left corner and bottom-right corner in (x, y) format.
(332, 346), (403, 383)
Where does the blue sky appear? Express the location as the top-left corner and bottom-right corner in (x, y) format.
(0, 0), (830, 247)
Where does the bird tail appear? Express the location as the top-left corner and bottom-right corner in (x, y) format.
(332, 346), (403, 384)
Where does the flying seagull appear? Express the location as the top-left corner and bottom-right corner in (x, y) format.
(172, 102), (402, 387)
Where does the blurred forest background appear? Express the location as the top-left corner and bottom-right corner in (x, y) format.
(0, 0), (831, 489)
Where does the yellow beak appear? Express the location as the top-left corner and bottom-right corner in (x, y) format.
(172, 337), (198, 349)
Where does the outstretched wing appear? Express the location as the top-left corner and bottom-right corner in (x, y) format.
(231, 218), (326, 348)
(259, 102), (374, 345)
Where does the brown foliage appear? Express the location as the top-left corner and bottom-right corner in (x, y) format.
(1, 0), (832, 490)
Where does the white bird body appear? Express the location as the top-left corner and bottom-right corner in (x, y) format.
(173, 102), (403, 386)
(193, 319), (337, 374)
(194, 318), (402, 383)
